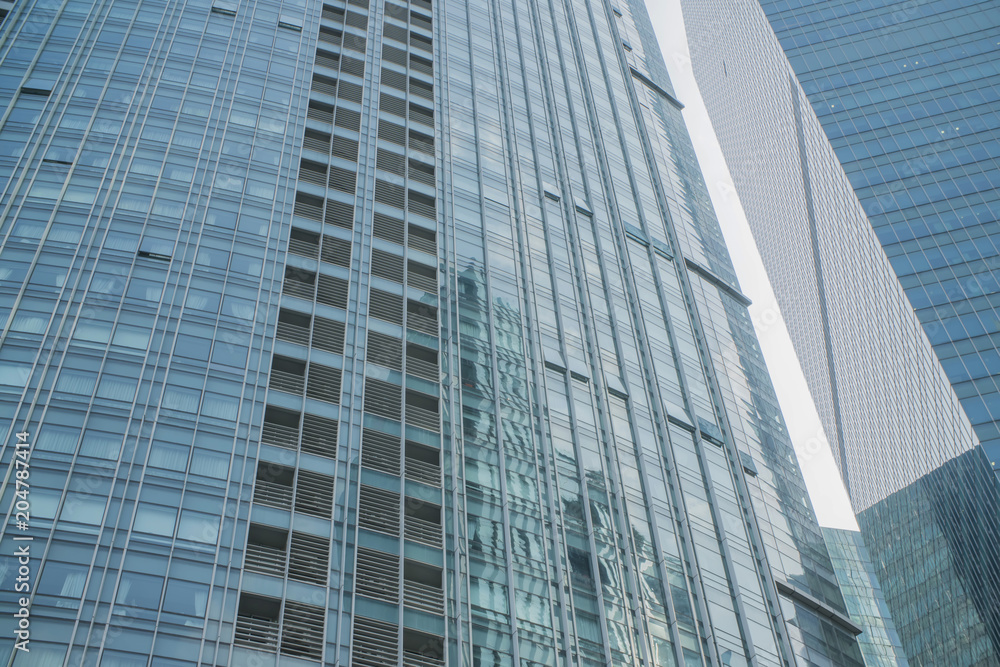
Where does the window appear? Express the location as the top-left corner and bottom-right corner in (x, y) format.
(235, 594), (280, 651)
(403, 560), (443, 614)
(134, 504), (178, 537)
(162, 579), (209, 617)
(116, 572), (163, 610)
(245, 524), (288, 575)
(38, 562), (88, 604)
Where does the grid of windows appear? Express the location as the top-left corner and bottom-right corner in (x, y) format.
(823, 528), (910, 667)
(762, 0), (1000, 469)
(0, 0), (863, 664)
(679, 0), (1000, 662)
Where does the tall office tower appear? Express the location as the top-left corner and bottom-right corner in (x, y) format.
(679, 0), (1000, 663)
(0, 0), (866, 663)
(758, 0), (1000, 469)
(821, 528), (909, 667)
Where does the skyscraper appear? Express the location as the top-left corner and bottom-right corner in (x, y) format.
(679, 0), (1000, 663)
(0, 0), (864, 664)
(822, 528), (909, 667)
(759, 0), (1000, 470)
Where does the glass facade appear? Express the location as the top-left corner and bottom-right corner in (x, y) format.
(856, 450), (1000, 666)
(822, 528), (909, 667)
(679, 0), (1000, 663)
(0, 0), (863, 664)
(761, 0), (1000, 468)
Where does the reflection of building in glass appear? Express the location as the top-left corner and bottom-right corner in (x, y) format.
(857, 449), (1000, 665)
(680, 0), (1000, 663)
(823, 528), (909, 667)
(0, 0), (862, 663)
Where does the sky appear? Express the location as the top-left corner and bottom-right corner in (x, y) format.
(644, 1), (858, 530)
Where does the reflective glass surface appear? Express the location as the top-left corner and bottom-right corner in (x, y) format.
(762, 0), (1000, 467)
(680, 0), (1000, 662)
(0, 0), (861, 663)
(823, 528), (909, 667)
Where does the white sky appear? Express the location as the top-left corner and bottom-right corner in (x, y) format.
(645, 1), (858, 530)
